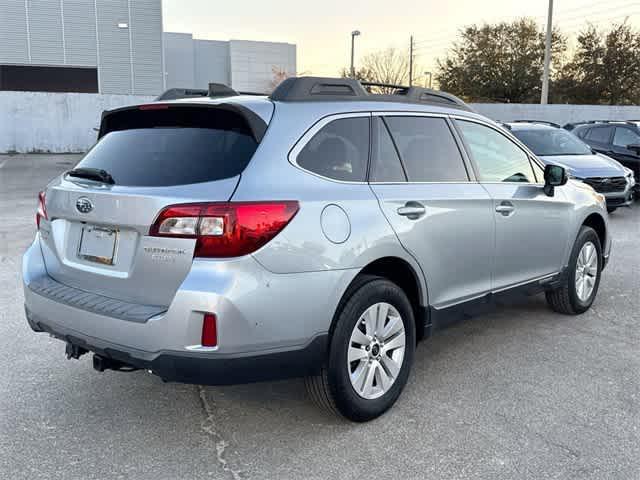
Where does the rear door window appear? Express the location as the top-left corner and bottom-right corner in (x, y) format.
(296, 116), (370, 182)
(384, 116), (469, 182)
(77, 107), (259, 187)
(370, 117), (406, 182)
(585, 126), (613, 144)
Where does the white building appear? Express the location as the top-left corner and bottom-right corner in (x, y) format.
(0, 0), (164, 95)
(163, 33), (297, 94)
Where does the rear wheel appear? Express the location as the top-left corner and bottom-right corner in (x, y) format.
(305, 277), (415, 422)
(546, 226), (602, 315)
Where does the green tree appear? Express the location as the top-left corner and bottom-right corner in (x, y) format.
(436, 19), (565, 103)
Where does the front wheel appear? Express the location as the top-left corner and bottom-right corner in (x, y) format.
(305, 277), (416, 422)
(546, 226), (602, 315)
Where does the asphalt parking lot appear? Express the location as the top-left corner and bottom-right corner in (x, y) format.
(1, 153), (639, 480)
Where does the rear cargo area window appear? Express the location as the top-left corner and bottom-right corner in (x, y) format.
(296, 117), (370, 182)
(75, 107), (259, 187)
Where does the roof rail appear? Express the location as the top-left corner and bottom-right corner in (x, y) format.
(269, 76), (471, 111)
(512, 120), (561, 128)
(155, 84), (266, 101)
(155, 88), (209, 101)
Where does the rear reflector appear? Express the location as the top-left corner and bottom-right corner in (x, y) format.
(36, 191), (47, 229)
(201, 313), (218, 347)
(149, 201), (299, 258)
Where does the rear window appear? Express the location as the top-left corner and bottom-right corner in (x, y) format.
(76, 107), (259, 187)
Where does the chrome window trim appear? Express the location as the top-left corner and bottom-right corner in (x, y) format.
(450, 114), (549, 186)
(288, 112), (372, 185)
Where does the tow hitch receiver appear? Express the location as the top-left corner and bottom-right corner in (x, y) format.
(65, 342), (88, 360)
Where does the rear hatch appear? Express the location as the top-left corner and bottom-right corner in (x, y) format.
(38, 102), (270, 306)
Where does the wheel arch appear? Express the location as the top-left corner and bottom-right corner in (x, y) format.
(329, 256), (429, 342)
(582, 212), (607, 251)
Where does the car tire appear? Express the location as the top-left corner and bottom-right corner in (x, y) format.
(545, 226), (602, 315)
(607, 207), (617, 214)
(305, 276), (416, 422)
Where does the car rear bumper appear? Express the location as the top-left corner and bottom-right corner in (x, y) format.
(25, 309), (328, 385)
(23, 235), (356, 384)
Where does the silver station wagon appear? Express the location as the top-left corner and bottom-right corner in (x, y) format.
(23, 77), (611, 421)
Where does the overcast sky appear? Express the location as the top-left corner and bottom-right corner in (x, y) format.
(163, 0), (640, 78)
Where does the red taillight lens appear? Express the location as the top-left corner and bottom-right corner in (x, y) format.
(149, 201), (299, 258)
(201, 313), (218, 347)
(36, 191), (47, 229)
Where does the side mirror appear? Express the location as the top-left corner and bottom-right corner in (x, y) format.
(626, 144), (640, 155)
(543, 164), (568, 197)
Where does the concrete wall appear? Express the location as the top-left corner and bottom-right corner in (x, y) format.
(229, 40), (296, 93)
(470, 104), (640, 126)
(0, 91), (152, 153)
(4, 93), (640, 154)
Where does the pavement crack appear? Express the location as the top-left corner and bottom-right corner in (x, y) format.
(197, 386), (244, 480)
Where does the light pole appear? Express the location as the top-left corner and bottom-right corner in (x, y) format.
(350, 30), (361, 78)
(541, 0), (554, 104)
(424, 71), (432, 89)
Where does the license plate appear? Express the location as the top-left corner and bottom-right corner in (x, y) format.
(78, 226), (118, 265)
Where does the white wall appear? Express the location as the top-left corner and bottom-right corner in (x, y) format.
(229, 40), (296, 93)
(0, 91), (152, 153)
(4, 93), (640, 154)
(470, 103), (640, 126)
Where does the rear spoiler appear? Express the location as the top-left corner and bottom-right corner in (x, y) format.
(98, 102), (269, 143)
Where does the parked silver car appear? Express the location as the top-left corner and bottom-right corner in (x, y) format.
(23, 77), (611, 421)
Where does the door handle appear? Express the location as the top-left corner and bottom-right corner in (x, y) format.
(495, 201), (515, 216)
(397, 202), (426, 219)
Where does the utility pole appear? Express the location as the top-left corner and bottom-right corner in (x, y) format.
(409, 35), (414, 86)
(350, 30), (361, 78)
(541, 0), (554, 104)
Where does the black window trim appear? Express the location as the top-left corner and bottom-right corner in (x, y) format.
(369, 116), (409, 183)
(368, 111), (474, 184)
(451, 115), (546, 186)
(288, 112), (372, 184)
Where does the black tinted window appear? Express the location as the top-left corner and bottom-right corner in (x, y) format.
(457, 120), (535, 183)
(586, 126), (613, 144)
(77, 127), (257, 187)
(297, 117), (370, 181)
(370, 118), (406, 182)
(384, 116), (468, 182)
(613, 127), (640, 147)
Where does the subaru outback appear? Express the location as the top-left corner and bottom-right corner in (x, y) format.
(23, 77), (611, 421)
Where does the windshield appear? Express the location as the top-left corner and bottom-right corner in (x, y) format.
(512, 128), (592, 156)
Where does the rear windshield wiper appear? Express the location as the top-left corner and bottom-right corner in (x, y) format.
(67, 167), (115, 185)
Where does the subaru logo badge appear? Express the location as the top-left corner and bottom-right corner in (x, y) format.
(76, 197), (93, 214)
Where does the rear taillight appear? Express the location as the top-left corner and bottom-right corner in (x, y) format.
(36, 191), (47, 229)
(149, 201), (299, 258)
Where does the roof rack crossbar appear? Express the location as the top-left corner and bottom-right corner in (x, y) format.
(269, 76), (471, 111)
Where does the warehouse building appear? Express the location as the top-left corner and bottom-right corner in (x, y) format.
(0, 0), (164, 95)
(163, 33), (296, 94)
(0, 0), (296, 96)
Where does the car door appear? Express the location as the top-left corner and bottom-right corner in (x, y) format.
(369, 114), (494, 309)
(611, 126), (640, 177)
(454, 118), (573, 291)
